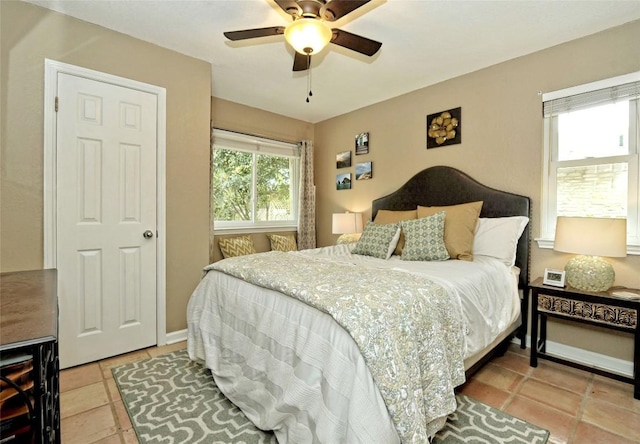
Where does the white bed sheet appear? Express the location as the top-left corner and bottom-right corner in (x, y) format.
(187, 245), (521, 443)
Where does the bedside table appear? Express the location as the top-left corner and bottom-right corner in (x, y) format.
(529, 277), (639, 399)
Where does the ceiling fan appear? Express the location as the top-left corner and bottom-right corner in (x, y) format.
(223, 0), (382, 72)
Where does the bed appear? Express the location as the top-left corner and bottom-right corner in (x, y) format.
(188, 165), (530, 443)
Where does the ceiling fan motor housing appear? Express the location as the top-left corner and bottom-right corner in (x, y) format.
(285, 0), (335, 21)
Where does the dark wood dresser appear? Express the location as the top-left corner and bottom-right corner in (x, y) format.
(1, 269), (60, 443)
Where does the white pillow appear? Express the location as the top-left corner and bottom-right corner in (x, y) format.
(472, 216), (529, 266)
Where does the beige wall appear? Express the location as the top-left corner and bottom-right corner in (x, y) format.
(314, 20), (640, 361)
(0, 1), (211, 333)
(212, 97), (314, 144)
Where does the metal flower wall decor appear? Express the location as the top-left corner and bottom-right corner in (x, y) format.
(427, 107), (461, 148)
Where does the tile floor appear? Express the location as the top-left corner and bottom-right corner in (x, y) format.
(59, 342), (640, 444)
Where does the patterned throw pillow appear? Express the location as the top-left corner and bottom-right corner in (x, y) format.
(218, 235), (257, 258)
(401, 212), (450, 261)
(352, 221), (401, 260)
(417, 201), (483, 261)
(267, 233), (298, 252)
(373, 209), (418, 256)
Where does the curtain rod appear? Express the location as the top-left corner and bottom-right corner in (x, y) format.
(211, 126), (298, 146)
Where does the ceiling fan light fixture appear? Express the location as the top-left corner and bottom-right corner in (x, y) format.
(284, 18), (332, 55)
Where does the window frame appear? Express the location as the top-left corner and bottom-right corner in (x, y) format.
(212, 129), (300, 233)
(538, 71), (640, 255)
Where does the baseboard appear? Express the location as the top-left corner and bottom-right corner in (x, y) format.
(513, 336), (633, 378)
(166, 329), (188, 345)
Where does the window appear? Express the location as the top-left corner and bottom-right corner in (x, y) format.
(540, 72), (640, 254)
(212, 129), (299, 231)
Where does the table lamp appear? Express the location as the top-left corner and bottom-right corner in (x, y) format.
(332, 212), (364, 244)
(553, 216), (627, 292)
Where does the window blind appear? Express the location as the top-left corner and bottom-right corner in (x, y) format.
(212, 128), (298, 157)
(543, 81), (640, 117)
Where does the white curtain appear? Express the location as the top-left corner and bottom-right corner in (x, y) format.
(297, 140), (316, 249)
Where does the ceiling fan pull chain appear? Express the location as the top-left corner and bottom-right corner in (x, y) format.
(306, 53), (312, 103)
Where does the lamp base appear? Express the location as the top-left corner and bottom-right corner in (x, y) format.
(565, 255), (615, 292)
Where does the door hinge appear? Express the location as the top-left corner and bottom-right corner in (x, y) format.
(55, 96), (59, 112)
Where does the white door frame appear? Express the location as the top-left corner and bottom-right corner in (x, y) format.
(43, 59), (167, 346)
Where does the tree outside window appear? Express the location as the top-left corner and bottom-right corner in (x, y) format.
(212, 136), (299, 229)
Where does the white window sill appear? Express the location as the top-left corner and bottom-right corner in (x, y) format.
(214, 225), (297, 236)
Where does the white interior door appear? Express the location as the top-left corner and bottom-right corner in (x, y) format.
(56, 73), (158, 368)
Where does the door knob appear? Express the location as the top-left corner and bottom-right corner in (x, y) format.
(143, 230), (154, 239)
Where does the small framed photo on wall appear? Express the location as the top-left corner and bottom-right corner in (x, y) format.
(355, 132), (369, 155)
(336, 173), (352, 190)
(356, 161), (372, 180)
(336, 151), (352, 168)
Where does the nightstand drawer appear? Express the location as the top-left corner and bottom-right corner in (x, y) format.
(537, 294), (638, 330)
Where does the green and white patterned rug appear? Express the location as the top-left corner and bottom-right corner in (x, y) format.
(113, 349), (549, 444)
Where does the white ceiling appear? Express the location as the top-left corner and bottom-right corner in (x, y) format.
(25, 0), (640, 123)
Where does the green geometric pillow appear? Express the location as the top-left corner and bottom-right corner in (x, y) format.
(352, 221), (400, 260)
(401, 212), (450, 261)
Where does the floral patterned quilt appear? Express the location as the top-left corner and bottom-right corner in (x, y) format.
(210, 250), (466, 441)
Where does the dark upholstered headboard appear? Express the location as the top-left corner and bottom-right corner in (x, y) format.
(372, 166), (531, 290)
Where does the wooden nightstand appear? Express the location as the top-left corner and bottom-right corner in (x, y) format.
(529, 277), (639, 399)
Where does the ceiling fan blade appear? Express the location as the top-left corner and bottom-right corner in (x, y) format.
(331, 29), (381, 56)
(321, 0), (371, 21)
(274, 0), (302, 18)
(223, 26), (285, 41)
(293, 52), (310, 71)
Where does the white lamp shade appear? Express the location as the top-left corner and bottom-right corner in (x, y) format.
(284, 18), (332, 55)
(332, 212), (364, 234)
(554, 216), (627, 258)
